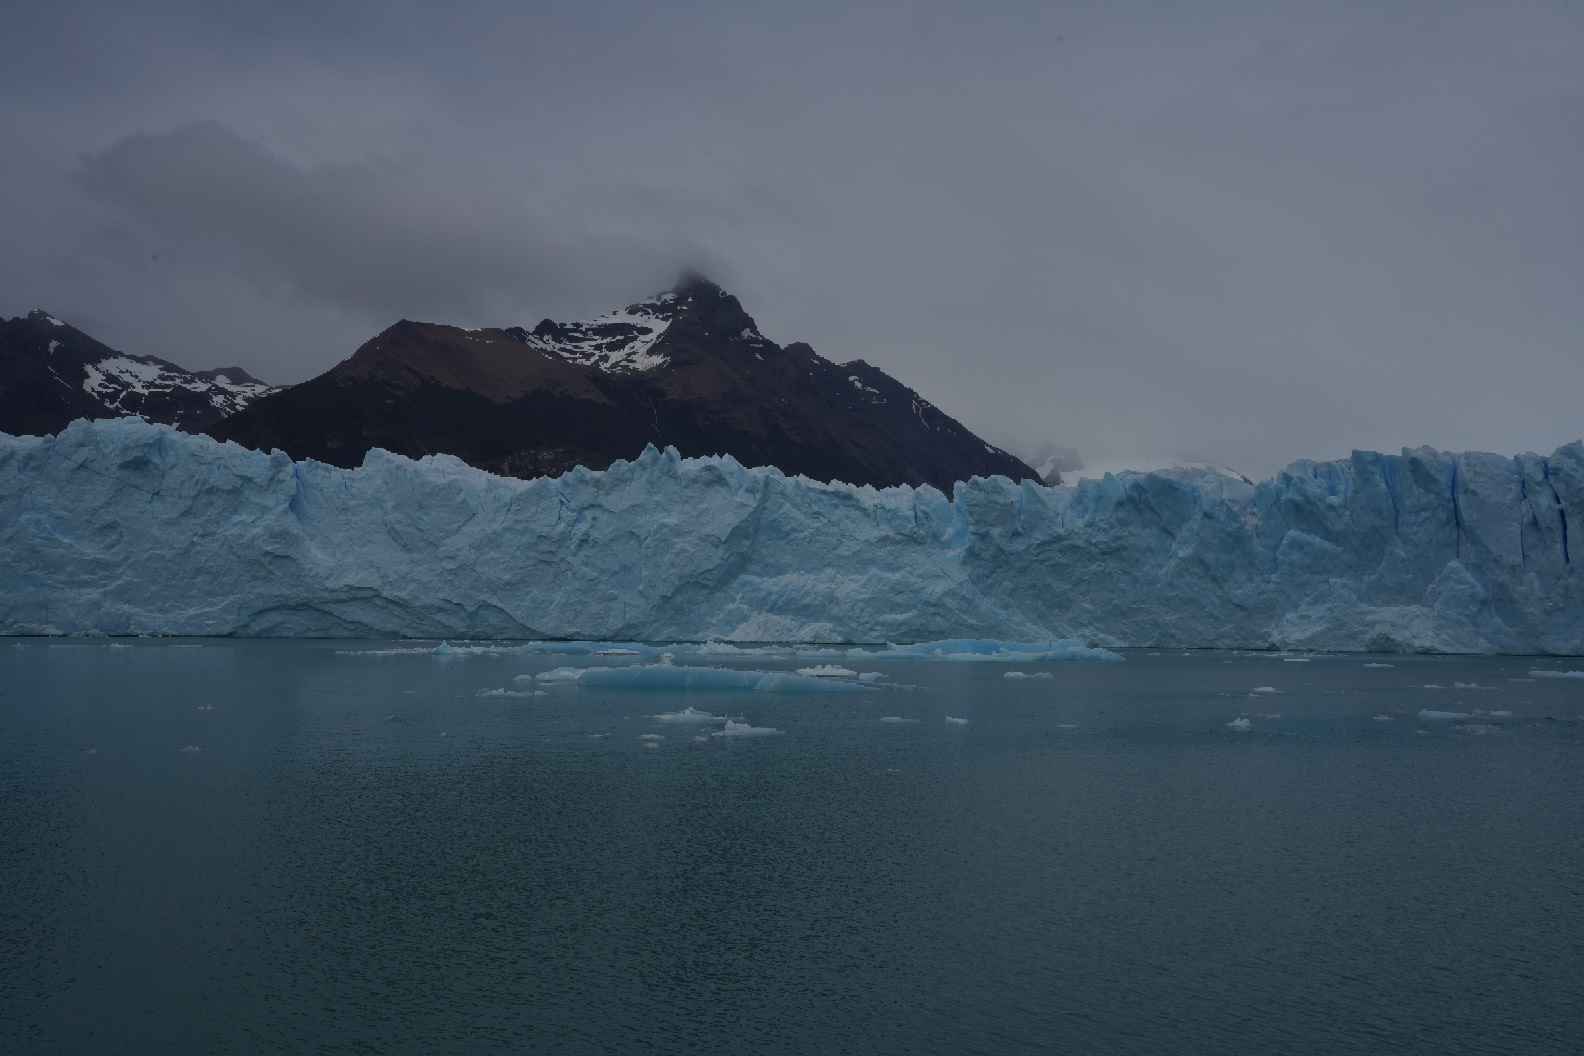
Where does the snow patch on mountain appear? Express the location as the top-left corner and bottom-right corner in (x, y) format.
(522, 293), (678, 372)
(81, 357), (277, 416)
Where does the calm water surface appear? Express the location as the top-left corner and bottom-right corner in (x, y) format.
(2, 641), (1581, 1054)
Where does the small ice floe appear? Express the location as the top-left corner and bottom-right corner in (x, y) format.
(797, 665), (857, 678)
(534, 664), (872, 693)
(712, 720), (784, 737)
(110, 642), (131, 649)
(1489, 710), (1512, 717)
(1250, 686), (1278, 695)
(197, 704), (213, 711)
(1056, 724), (1078, 730)
(534, 667), (584, 683)
(1260, 713), (1281, 719)
(1415, 729), (1430, 735)
(597, 648), (643, 656)
(945, 716), (969, 725)
(1283, 658), (1310, 663)
(1458, 724), (1497, 735)
(857, 672), (888, 682)
(877, 716), (917, 724)
(1227, 717), (1252, 731)
(440, 732), (448, 737)
(1423, 684), (1444, 690)
(1531, 670), (1584, 679)
(1374, 714), (1394, 721)
(476, 688), (540, 698)
(644, 741), (660, 749)
(694, 735), (709, 742)
(180, 745), (202, 752)
(640, 734), (664, 740)
(1418, 710), (1470, 720)
(1454, 682), (1479, 689)
(652, 707), (728, 723)
(1363, 663), (1393, 668)
(588, 733), (609, 738)
(1004, 671), (1053, 680)
(82, 748), (97, 754)
(403, 690), (416, 694)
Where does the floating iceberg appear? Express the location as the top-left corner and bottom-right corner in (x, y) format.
(1531, 670), (1584, 679)
(861, 639), (1120, 662)
(2, 419), (1580, 653)
(652, 707), (730, 723)
(712, 720), (783, 737)
(1004, 671), (1053, 679)
(1419, 709), (1471, 720)
(532, 663), (874, 693)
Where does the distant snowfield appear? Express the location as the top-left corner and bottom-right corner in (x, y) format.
(1, 419), (1580, 652)
(521, 292), (678, 372)
(80, 356), (276, 415)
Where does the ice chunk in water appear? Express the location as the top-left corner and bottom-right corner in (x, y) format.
(1418, 709), (1471, 720)
(652, 707), (729, 723)
(1531, 670), (1584, 679)
(535, 667), (585, 683)
(1004, 671), (1052, 679)
(712, 720), (783, 737)
(536, 664), (874, 693)
(797, 665), (856, 677)
(864, 639), (1121, 662)
(945, 716), (969, 725)
(1227, 717), (1251, 731)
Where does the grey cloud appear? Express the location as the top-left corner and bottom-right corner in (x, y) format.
(4, 2), (1583, 476)
(77, 122), (718, 325)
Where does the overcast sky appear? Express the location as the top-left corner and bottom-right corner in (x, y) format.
(3, 1), (1581, 478)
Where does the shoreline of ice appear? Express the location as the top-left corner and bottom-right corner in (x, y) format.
(2, 419), (1580, 654)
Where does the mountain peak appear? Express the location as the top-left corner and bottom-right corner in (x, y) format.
(209, 281), (1041, 491)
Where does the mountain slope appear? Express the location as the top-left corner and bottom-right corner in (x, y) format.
(0, 310), (278, 436)
(212, 278), (1039, 491)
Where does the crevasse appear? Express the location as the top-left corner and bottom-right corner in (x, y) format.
(1, 419), (1580, 652)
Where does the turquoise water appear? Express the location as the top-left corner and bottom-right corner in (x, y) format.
(2, 640), (1582, 1054)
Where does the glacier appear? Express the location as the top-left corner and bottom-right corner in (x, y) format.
(0, 417), (1580, 653)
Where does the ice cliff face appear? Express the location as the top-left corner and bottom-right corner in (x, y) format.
(2, 419), (1580, 652)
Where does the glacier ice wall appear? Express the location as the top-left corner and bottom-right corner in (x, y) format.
(1, 419), (1580, 652)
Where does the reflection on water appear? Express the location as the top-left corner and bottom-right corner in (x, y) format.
(2, 640), (1582, 1055)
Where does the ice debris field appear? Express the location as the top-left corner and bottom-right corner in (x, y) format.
(2, 418), (1581, 653)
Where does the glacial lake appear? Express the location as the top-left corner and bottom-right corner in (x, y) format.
(2, 640), (1581, 1055)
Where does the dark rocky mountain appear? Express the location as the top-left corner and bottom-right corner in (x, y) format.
(212, 278), (1042, 492)
(0, 310), (278, 437)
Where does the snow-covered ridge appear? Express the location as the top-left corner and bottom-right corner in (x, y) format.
(518, 292), (677, 372)
(1, 419), (1580, 652)
(81, 356), (277, 415)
